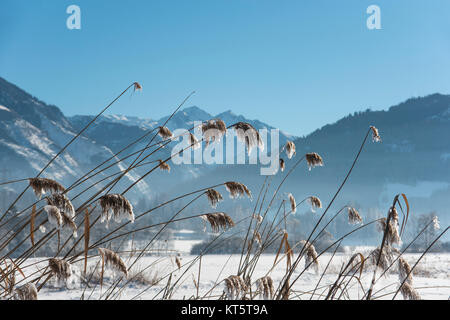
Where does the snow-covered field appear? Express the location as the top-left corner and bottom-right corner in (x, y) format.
(18, 250), (450, 300)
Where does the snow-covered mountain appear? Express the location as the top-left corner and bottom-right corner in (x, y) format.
(68, 106), (296, 154)
(0, 77), (150, 207)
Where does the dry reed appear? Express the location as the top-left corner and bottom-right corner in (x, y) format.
(256, 276), (274, 300)
(158, 159), (171, 172)
(202, 119), (227, 146)
(231, 122), (264, 154)
(308, 196), (322, 212)
(98, 248), (128, 278)
(370, 126), (381, 142)
(29, 177), (65, 199)
(158, 126), (173, 140)
(285, 141), (296, 159)
(224, 275), (247, 300)
(305, 152), (324, 170)
(225, 182), (252, 199)
(279, 158), (285, 172)
(46, 193), (75, 217)
(99, 194), (135, 227)
(288, 193), (296, 213)
(13, 282), (38, 300)
(44, 205), (63, 229)
(48, 258), (72, 284)
(205, 189), (223, 208)
(200, 213), (235, 233)
(347, 207), (362, 224)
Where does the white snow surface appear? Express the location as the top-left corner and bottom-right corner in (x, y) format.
(16, 251), (450, 300)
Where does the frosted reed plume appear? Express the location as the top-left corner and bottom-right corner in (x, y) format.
(99, 194), (135, 227)
(347, 207), (363, 224)
(305, 152), (324, 170)
(44, 205), (63, 229)
(189, 132), (200, 149)
(158, 159), (171, 172)
(205, 189), (223, 208)
(224, 275), (247, 300)
(158, 126), (173, 140)
(432, 215), (440, 230)
(398, 256), (413, 285)
(13, 283), (38, 300)
(288, 193), (296, 214)
(252, 214), (263, 224)
(200, 213), (235, 232)
(256, 276), (274, 300)
(46, 193), (75, 217)
(307, 196), (322, 212)
(48, 258), (72, 285)
(378, 216), (401, 245)
(370, 126), (381, 142)
(285, 141), (296, 159)
(231, 122), (264, 154)
(61, 212), (78, 237)
(279, 158), (285, 172)
(225, 182), (252, 199)
(29, 177), (65, 199)
(399, 282), (421, 300)
(175, 256), (182, 270)
(368, 246), (394, 271)
(254, 231), (262, 246)
(98, 248), (128, 277)
(300, 240), (319, 274)
(202, 119), (227, 146)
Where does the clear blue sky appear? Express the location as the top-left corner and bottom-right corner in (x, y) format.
(1, 0), (450, 136)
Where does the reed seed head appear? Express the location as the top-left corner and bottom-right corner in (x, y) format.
(288, 193), (296, 214)
(225, 181), (252, 199)
(224, 275), (247, 300)
(158, 126), (173, 140)
(200, 212), (235, 233)
(205, 189), (223, 209)
(347, 207), (363, 224)
(99, 194), (134, 227)
(252, 214), (263, 224)
(378, 216), (401, 245)
(133, 82), (142, 91)
(202, 119), (227, 146)
(46, 193), (75, 218)
(189, 132), (201, 150)
(432, 215), (440, 230)
(158, 159), (171, 172)
(44, 205), (63, 229)
(13, 282), (38, 300)
(231, 122), (264, 154)
(308, 196), (322, 212)
(49, 258), (72, 284)
(279, 158), (285, 172)
(256, 276), (274, 300)
(300, 240), (319, 274)
(29, 177), (65, 199)
(305, 152), (323, 170)
(370, 126), (381, 142)
(61, 212), (78, 238)
(368, 246), (394, 271)
(98, 248), (128, 277)
(175, 256), (182, 270)
(398, 256), (413, 285)
(285, 141), (296, 159)
(399, 282), (421, 300)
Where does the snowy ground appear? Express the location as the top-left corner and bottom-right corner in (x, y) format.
(15, 249), (450, 300)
